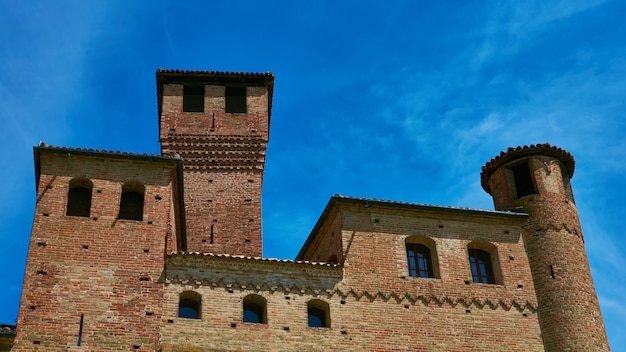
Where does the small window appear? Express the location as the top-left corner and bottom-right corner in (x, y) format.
(183, 85), (204, 112)
(511, 162), (535, 198)
(225, 86), (246, 113)
(119, 182), (144, 221)
(178, 291), (201, 319)
(406, 243), (434, 278)
(307, 300), (330, 328)
(468, 248), (495, 284)
(243, 294), (266, 324)
(66, 178), (93, 217)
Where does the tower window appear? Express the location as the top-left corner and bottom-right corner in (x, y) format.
(406, 243), (434, 278)
(468, 248), (495, 284)
(511, 162), (535, 198)
(183, 85), (204, 112)
(66, 178), (93, 217)
(243, 294), (266, 324)
(225, 86), (247, 113)
(119, 182), (144, 221)
(178, 291), (201, 319)
(307, 300), (330, 328)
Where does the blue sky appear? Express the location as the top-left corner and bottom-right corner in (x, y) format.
(1, 0), (625, 348)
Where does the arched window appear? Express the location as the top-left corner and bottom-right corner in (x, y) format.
(178, 291), (201, 319)
(406, 243), (434, 278)
(66, 178), (93, 217)
(243, 294), (266, 324)
(307, 300), (330, 328)
(468, 248), (495, 284)
(405, 236), (438, 278)
(466, 240), (503, 285)
(119, 182), (144, 221)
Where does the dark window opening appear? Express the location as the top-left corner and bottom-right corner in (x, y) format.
(183, 85), (204, 112)
(67, 185), (92, 217)
(119, 183), (144, 221)
(226, 86), (247, 113)
(178, 292), (201, 319)
(406, 243), (434, 278)
(468, 248), (495, 284)
(243, 295), (266, 324)
(307, 300), (330, 328)
(511, 162), (535, 198)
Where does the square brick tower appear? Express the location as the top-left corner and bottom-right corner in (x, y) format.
(156, 70), (274, 256)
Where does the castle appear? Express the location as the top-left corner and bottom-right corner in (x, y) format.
(9, 70), (609, 351)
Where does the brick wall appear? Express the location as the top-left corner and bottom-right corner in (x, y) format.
(159, 82), (271, 256)
(161, 224), (543, 352)
(159, 199), (544, 351)
(12, 151), (178, 351)
(488, 155), (609, 351)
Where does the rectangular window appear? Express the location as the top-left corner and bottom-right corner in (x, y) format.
(511, 162), (536, 198)
(183, 85), (204, 112)
(225, 86), (247, 113)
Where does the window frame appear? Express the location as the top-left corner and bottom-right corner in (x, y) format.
(468, 248), (496, 284)
(404, 236), (438, 279)
(406, 243), (434, 278)
(466, 240), (503, 285)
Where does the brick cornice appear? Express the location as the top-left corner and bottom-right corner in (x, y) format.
(161, 134), (267, 171)
(481, 143), (575, 194)
(165, 275), (538, 312)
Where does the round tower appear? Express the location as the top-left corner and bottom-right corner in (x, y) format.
(481, 144), (609, 351)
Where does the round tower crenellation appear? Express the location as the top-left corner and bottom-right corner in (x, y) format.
(481, 143), (609, 352)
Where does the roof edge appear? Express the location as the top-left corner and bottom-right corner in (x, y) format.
(295, 195), (528, 260)
(169, 251), (342, 269)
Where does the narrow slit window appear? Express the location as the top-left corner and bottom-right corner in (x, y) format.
(77, 314), (84, 346)
(183, 85), (204, 112)
(225, 86), (247, 113)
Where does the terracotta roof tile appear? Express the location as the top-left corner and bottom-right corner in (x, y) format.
(169, 251), (341, 267)
(35, 142), (182, 162)
(332, 194), (528, 216)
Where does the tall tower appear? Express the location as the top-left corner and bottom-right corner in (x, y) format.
(157, 70), (274, 256)
(481, 144), (609, 351)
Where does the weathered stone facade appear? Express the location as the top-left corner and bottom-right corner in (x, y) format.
(10, 70), (609, 351)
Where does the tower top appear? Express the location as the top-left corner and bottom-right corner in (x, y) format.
(156, 69), (274, 120)
(480, 143), (575, 195)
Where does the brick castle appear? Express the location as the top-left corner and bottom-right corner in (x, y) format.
(8, 70), (609, 351)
